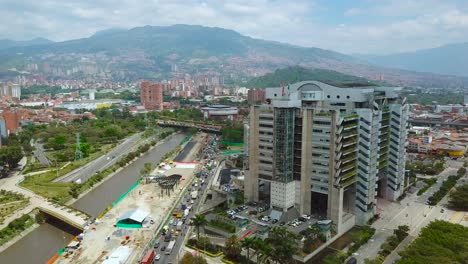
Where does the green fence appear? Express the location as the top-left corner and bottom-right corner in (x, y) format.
(220, 140), (244, 147)
(112, 180), (139, 207)
(221, 150), (244, 156)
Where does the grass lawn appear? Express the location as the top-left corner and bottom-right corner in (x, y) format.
(20, 171), (74, 203)
(20, 144), (116, 203)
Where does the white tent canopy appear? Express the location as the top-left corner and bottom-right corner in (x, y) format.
(117, 209), (149, 224)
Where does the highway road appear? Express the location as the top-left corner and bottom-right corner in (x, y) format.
(33, 142), (51, 166)
(53, 132), (145, 183)
(155, 136), (220, 264)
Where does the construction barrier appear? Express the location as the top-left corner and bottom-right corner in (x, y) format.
(220, 150), (244, 156)
(220, 140), (244, 147)
(46, 253), (59, 264)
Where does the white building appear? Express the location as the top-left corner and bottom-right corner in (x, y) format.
(245, 81), (409, 234)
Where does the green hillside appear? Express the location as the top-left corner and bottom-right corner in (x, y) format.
(245, 66), (377, 88)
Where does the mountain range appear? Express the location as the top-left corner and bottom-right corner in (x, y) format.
(358, 42), (468, 77)
(0, 38), (53, 50)
(1, 24), (468, 88)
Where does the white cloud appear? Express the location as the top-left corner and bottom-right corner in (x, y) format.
(0, 0), (468, 54)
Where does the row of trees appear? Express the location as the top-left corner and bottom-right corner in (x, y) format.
(190, 214), (300, 263)
(397, 220), (468, 263)
(364, 225), (410, 263)
(448, 184), (468, 210)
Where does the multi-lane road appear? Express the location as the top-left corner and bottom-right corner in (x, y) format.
(155, 137), (220, 264)
(53, 132), (146, 183)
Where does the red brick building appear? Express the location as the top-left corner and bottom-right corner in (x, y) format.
(140, 81), (163, 110)
(247, 89), (266, 104)
(0, 109), (21, 135)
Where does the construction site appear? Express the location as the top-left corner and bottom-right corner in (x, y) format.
(56, 133), (206, 264)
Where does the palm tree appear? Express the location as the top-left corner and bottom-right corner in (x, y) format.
(255, 239), (272, 264)
(192, 214), (207, 241)
(241, 237), (255, 263)
(225, 235), (242, 260)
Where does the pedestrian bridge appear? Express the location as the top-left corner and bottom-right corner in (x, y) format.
(157, 120), (221, 133)
(38, 203), (90, 230)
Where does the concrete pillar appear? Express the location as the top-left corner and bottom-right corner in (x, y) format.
(245, 106), (259, 202)
(327, 111), (344, 233)
(300, 108), (313, 215)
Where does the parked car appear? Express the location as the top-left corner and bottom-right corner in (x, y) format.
(155, 254), (161, 261)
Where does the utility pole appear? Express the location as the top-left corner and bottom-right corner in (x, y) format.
(75, 133), (83, 161)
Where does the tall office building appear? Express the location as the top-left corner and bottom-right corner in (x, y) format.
(140, 81), (163, 110)
(0, 82), (21, 99)
(244, 81), (408, 234)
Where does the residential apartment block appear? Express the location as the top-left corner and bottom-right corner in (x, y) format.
(244, 81), (409, 234)
(247, 89), (266, 104)
(140, 81), (163, 110)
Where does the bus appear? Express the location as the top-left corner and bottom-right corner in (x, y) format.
(165, 240), (176, 255)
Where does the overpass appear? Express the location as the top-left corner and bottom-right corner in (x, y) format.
(157, 120), (222, 133)
(408, 118), (468, 128)
(38, 203), (90, 230)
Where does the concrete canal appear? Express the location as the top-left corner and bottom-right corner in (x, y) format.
(0, 132), (188, 264)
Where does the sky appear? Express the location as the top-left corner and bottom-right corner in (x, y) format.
(1, 0), (468, 54)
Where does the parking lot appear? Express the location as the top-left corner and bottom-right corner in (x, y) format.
(226, 202), (322, 237)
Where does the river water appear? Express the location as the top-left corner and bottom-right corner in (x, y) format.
(0, 132), (187, 264)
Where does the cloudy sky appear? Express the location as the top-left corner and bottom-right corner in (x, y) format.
(1, 0), (468, 54)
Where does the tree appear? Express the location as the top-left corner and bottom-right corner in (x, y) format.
(180, 252), (208, 264)
(266, 227), (299, 264)
(394, 225), (410, 241)
(457, 167), (467, 177)
(192, 214), (207, 241)
(252, 238), (272, 264)
(398, 220), (468, 264)
(241, 237), (255, 262)
(448, 184), (468, 210)
(0, 145), (23, 168)
(224, 235), (242, 260)
(68, 183), (80, 199)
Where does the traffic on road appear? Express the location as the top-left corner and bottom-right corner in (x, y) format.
(152, 135), (220, 264)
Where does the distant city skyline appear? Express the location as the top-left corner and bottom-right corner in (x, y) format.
(1, 0), (468, 54)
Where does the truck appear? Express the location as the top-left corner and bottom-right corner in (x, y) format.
(184, 209), (190, 217)
(165, 240), (176, 255)
(191, 190), (198, 200)
(176, 221), (183, 231)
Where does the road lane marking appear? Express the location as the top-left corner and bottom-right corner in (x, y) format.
(450, 211), (464, 224)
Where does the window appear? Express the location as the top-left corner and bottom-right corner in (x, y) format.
(346, 96), (350, 99)
(337, 95), (340, 99)
(327, 95), (330, 98)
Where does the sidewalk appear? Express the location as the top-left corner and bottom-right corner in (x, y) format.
(382, 235), (414, 264)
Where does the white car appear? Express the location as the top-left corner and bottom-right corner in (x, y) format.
(155, 254), (161, 261)
(302, 214), (311, 220)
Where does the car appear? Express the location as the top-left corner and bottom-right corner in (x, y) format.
(302, 214), (311, 220)
(161, 246), (166, 251)
(154, 254), (161, 261)
(154, 242), (160, 249)
(440, 209), (445, 213)
(272, 219), (278, 224)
